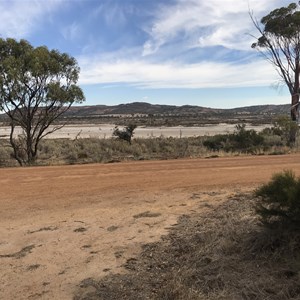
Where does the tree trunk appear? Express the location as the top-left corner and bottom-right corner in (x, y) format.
(26, 133), (36, 165)
(290, 57), (300, 144)
(291, 93), (299, 121)
(9, 123), (24, 166)
(289, 93), (299, 145)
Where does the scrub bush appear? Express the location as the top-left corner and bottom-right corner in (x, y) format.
(255, 170), (300, 228)
(203, 124), (264, 153)
(113, 124), (137, 144)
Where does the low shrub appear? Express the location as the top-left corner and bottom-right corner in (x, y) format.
(113, 124), (137, 144)
(273, 115), (299, 146)
(0, 141), (13, 166)
(203, 134), (228, 151)
(255, 170), (300, 228)
(203, 124), (265, 153)
(260, 116), (299, 147)
(231, 124), (264, 153)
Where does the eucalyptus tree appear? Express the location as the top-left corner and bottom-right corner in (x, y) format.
(0, 38), (85, 165)
(251, 2), (300, 126)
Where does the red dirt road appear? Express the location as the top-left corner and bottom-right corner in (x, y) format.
(1, 154), (300, 299)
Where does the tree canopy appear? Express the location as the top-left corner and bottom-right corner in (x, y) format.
(251, 2), (300, 124)
(0, 38), (85, 165)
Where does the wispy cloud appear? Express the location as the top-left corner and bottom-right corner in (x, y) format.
(142, 0), (284, 55)
(0, 0), (63, 39)
(78, 57), (278, 89)
(61, 22), (81, 42)
(77, 0), (290, 91)
(0, 0), (288, 97)
(91, 1), (128, 27)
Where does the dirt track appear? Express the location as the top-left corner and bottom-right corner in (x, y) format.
(1, 154), (300, 299)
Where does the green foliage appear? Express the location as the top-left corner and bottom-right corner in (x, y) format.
(259, 115), (299, 147)
(203, 134), (228, 152)
(113, 124), (137, 144)
(255, 170), (300, 227)
(203, 124), (264, 153)
(0, 38), (85, 165)
(261, 3), (300, 38)
(231, 124), (264, 152)
(273, 115), (299, 146)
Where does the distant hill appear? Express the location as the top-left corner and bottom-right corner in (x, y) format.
(0, 102), (291, 125)
(227, 104), (290, 115)
(64, 102), (290, 117)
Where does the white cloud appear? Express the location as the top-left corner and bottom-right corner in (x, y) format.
(76, 1), (292, 91)
(0, 0), (63, 39)
(78, 56), (279, 89)
(142, 0), (289, 55)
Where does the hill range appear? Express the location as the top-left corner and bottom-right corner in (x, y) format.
(61, 102), (291, 126)
(64, 102), (290, 117)
(0, 102), (291, 126)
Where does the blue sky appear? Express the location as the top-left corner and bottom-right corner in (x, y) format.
(0, 0), (293, 108)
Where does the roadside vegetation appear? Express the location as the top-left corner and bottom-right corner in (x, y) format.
(0, 118), (299, 167)
(255, 170), (300, 228)
(203, 117), (299, 154)
(0, 135), (205, 167)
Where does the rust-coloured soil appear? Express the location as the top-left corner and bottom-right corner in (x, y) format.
(1, 154), (300, 299)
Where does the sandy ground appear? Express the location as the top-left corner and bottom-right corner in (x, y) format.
(1, 154), (300, 299)
(0, 123), (269, 139)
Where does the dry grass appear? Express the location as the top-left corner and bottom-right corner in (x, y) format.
(0, 135), (296, 167)
(37, 136), (211, 164)
(74, 192), (300, 300)
(0, 136), (220, 167)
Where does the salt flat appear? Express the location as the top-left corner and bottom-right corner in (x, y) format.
(0, 123), (269, 139)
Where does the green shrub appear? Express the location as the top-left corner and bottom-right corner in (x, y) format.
(231, 124), (264, 153)
(255, 170), (300, 228)
(203, 124), (264, 153)
(266, 115), (299, 146)
(203, 134), (228, 151)
(113, 124), (137, 144)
